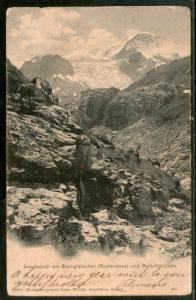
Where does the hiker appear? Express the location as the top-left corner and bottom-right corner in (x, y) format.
(41, 80), (54, 103)
(113, 180), (125, 199)
(31, 77), (42, 89)
(135, 143), (141, 162)
(96, 149), (103, 159)
(124, 184), (133, 204)
(75, 136), (92, 173)
(116, 199), (127, 214)
(98, 235), (110, 253)
(101, 134), (115, 149)
(148, 158), (161, 168)
(53, 95), (59, 104)
(136, 143), (141, 152)
(172, 172), (181, 191)
(154, 160), (161, 168)
(135, 151), (140, 162)
(74, 136), (92, 213)
(126, 148), (134, 159)
(67, 109), (72, 124)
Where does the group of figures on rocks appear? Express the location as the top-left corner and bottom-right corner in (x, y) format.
(16, 76), (59, 112)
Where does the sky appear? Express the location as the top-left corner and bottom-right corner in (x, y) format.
(6, 6), (191, 67)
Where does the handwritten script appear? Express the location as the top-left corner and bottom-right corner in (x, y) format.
(10, 264), (190, 294)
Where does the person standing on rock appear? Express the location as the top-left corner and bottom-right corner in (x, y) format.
(74, 136), (92, 214)
(124, 182), (133, 204)
(67, 110), (72, 124)
(75, 136), (92, 173)
(172, 172), (181, 191)
(135, 143), (141, 162)
(31, 77), (42, 89)
(41, 80), (54, 104)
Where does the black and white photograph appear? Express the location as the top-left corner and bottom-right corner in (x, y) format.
(6, 6), (192, 296)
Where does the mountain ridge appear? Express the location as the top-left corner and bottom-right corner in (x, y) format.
(20, 55), (87, 103)
(21, 54), (74, 78)
(115, 32), (182, 82)
(68, 32), (185, 88)
(77, 56), (191, 186)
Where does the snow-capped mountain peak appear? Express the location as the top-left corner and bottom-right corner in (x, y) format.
(116, 32), (180, 59)
(114, 32), (182, 81)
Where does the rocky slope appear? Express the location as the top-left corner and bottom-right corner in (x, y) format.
(114, 32), (181, 81)
(20, 55), (87, 103)
(77, 56), (191, 187)
(7, 60), (191, 259)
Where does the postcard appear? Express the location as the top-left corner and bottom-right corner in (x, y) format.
(6, 6), (192, 296)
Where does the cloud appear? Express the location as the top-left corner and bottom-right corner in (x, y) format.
(14, 10), (78, 40)
(62, 26), (76, 36)
(88, 27), (115, 39)
(7, 9), (80, 66)
(40, 8), (81, 21)
(69, 27), (120, 60)
(7, 13), (121, 65)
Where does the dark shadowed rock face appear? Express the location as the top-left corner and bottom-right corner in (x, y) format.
(78, 57), (191, 130)
(117, 50), (156, 81)
(6, 58), (28, 93)
(79, 87), (119, 128)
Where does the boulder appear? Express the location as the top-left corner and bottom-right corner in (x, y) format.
(18, 203), (41, 219)
(59, 184), (67, 192)
(152, 206), (164, 216)
(67, 123), (83, 134)
(158, 227), (178, 242)
(49, 151), (72, 170)
(81, 221), (100, 251)
(169, 198), (185, 209)
(52, 129), (76, 146)
(180, 176), (191, 192)
(57, 218), (100, 256)
(92, 209), (123, 224)
(11, 224), (46, 243)
(7, 185), (79, 243)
